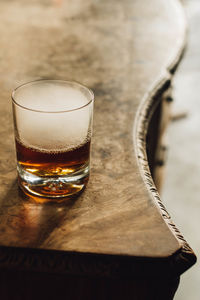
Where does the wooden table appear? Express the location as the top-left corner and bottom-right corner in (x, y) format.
(0, 0), (196, 299)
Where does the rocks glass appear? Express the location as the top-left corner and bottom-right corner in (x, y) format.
(12, 80), (94, 201)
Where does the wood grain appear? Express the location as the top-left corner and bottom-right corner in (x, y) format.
(0, 0), (196, 277)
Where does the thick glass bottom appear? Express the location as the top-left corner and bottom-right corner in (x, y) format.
(17, 163), (89, 202)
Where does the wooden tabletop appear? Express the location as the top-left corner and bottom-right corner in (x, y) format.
(0, 0), (196, 277)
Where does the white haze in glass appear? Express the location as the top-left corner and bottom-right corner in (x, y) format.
(14, 81), (92, 152)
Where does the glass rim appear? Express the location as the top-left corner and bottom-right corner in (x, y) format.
(11, 79), (94, 113)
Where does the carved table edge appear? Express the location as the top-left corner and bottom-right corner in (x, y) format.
(0, 0), (196, 279)
(133, 1), (196, 275)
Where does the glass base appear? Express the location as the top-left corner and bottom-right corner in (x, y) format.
(17, 163), (89, 201)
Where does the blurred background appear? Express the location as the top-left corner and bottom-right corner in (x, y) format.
(162, 0), (200, 299)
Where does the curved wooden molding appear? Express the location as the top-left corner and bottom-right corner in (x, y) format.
(0, 0), (196, 277)
(135, 76), (196, 275)
(134, 0), (196, 275)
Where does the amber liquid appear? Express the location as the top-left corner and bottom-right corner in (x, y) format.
(16, 139), (91, 199)
(16, 139), (90, 176)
